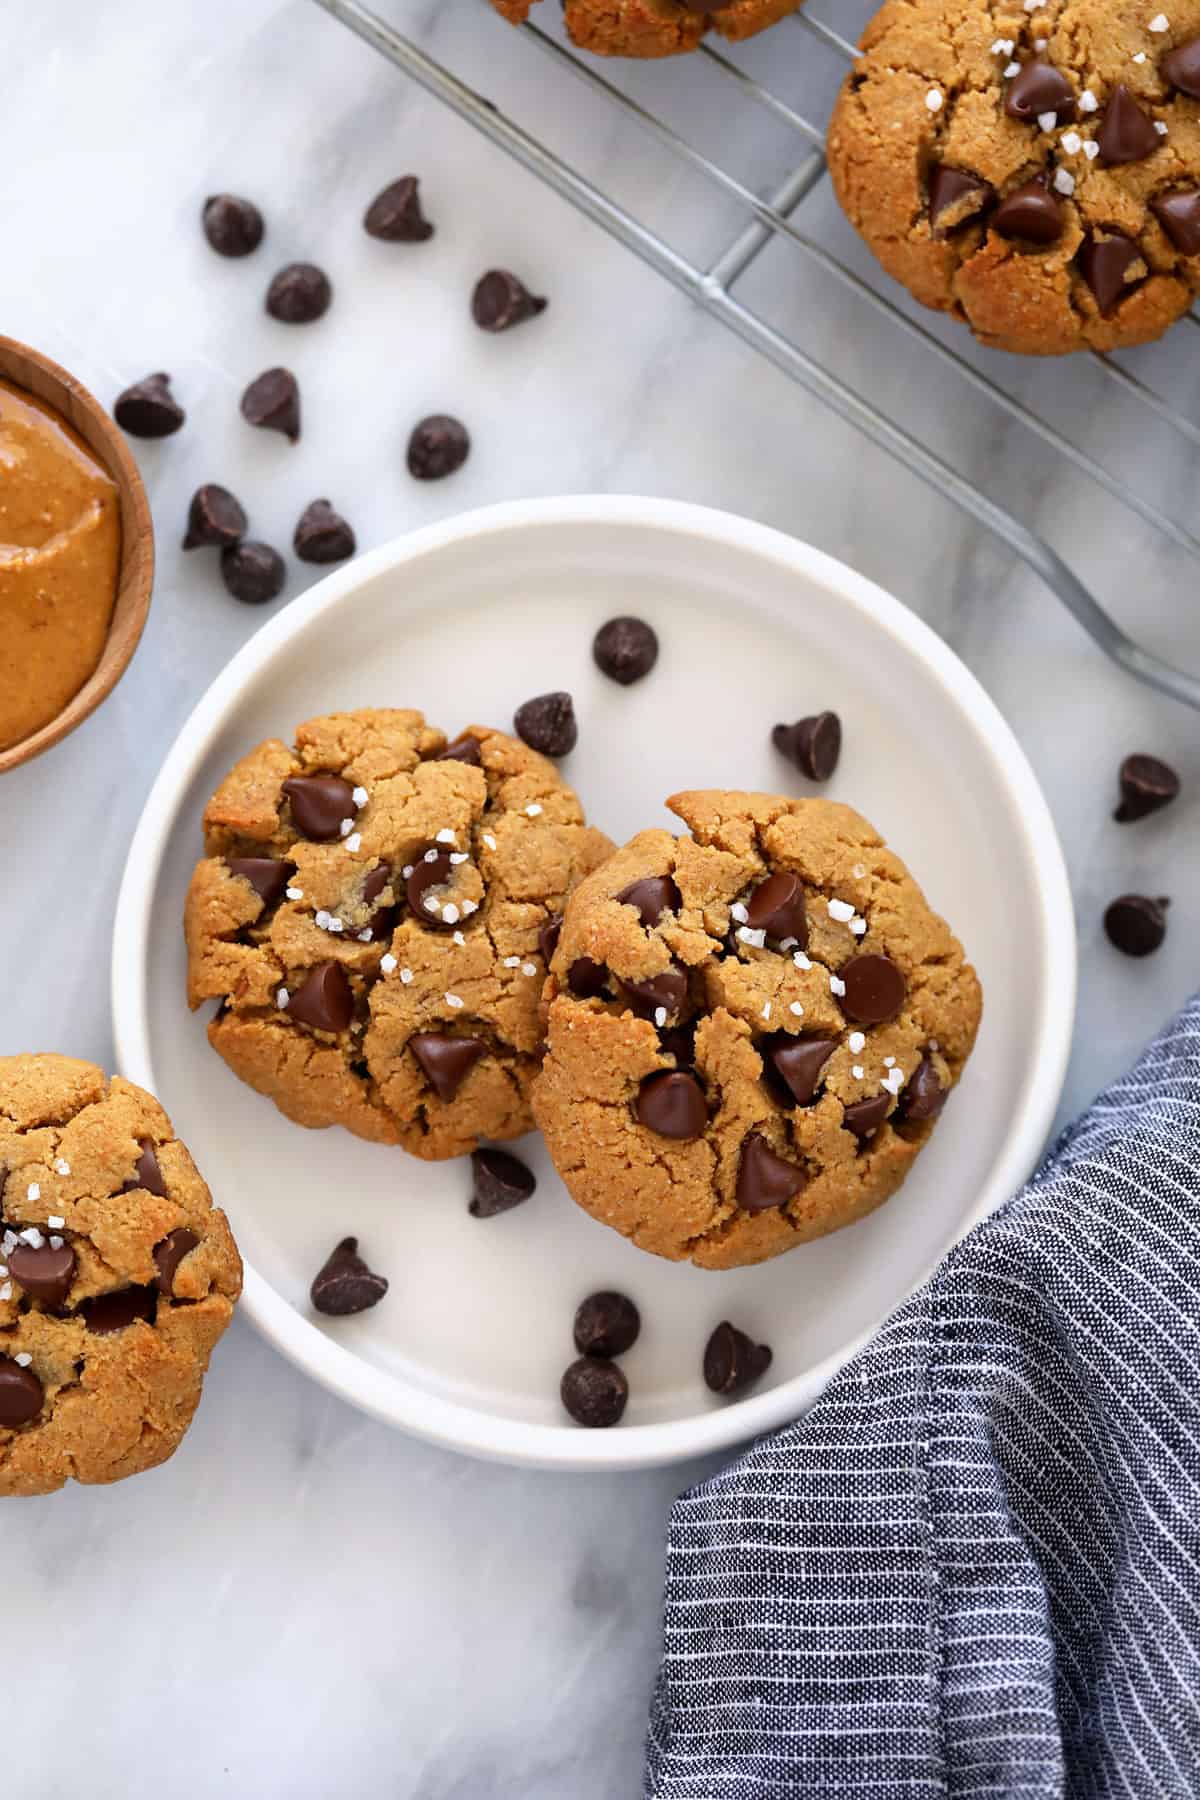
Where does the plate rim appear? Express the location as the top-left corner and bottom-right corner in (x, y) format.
(112, 494), (1076, 1472)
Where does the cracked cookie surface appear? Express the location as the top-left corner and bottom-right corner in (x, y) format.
(828, 0), (1200, 353)
(0, 1054), (241, 1496)
(489, 0), (802, 57)
(532, 791), (982, 1270)
(185, 709), (613, 1160)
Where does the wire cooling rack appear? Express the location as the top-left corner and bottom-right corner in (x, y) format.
(313, 0), (1200, 713)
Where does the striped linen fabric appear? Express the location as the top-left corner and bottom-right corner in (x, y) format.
(645, 993), (1200, 1799)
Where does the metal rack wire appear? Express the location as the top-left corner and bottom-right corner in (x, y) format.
(313, 0), (1200, 713)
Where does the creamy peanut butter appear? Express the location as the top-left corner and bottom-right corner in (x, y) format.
(0, 378), (121, 753)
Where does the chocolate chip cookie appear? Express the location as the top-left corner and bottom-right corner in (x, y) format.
(185, 710), (613, 1160)
(490, 0), (803, 57)
(532, 791), (981, 1269)
(828, 0), (1200, 354)
(0, 1054), (241, 1496)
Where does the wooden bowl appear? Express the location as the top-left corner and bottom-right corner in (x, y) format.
(0, 336), (154, 775)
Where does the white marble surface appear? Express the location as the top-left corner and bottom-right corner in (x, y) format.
(4, 2), (1200, 1795)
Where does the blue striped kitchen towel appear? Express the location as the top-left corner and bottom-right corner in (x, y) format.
(645, 992), (1200, 1799)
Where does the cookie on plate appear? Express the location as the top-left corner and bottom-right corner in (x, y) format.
(0, 1054), (241, 1496)
(532, 790), (981, 1269)
(828, 0), (1200, 354)
(185, 709), (613, 1160)
(490, 0), (802, 58)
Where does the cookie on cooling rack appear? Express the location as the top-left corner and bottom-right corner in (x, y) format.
(185, 709), (613, 1160)
(489, 0), (803, 57)
(531, 789), (982, 1270)
(828, 0), (1200, 354)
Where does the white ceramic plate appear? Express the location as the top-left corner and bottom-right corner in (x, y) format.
(113, 497), (1075, 1470)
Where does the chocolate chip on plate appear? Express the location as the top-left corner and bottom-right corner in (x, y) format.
(765, 1034), (837, 1106)
(703, 1320), (772, 1396)
(470, 1147), (537, 1217)
(364, 175), (434, 242)
(437, 734), (483, 767)
(736, 1133), (806, 1212)
(0, 1360), (44, 1427)
(514, 691), (577, 757)
(286, 961), (355, 1033)
(745, 872), (808, 945)
(772, 711), (842, 782)
(593, 615), (658, 686)
(561, 1356), (628, 1427)
(617, 876), (680, 927)
(294, 498), (356, 564)
(410, 1032), (486, 1102)
(1115, 752), (1180, 822)
(202, 192), (264, 257)
(1104, 893), (1169, 957)
(310, 1236), (389, 1315)
(241, 367), (300, 441)
(636, 1070), (707, 1140)
(183, 483), (247, 550)
(471, 269), (547, 332)
(407, 414), (469, 480)
(114, 372), (185, 439)
(900, 1055), (947, 1123)
(839, 954), (906, 1025)
(283, 774), (357, 841)
(122, 1138), (167, 1198)
(226, 856), (295, 906)
(221, 540), (286, 605)
(574, 1292), (640, 1359)
(82, 1286), (157, 1335)
(266, 262), (333, 325)
(9, 1241), (76, 1308)
(153, 1228), (200, 1297)
(842, 1092), (890, 1145)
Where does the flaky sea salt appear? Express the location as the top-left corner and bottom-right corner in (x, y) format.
(352, 787), (368, 808)
(525, 804), (543, 818)
(828, 898), (855, 923)
(26, 1184), (39, 1204)
(380, 954), (398, 975)
(1079, 89), (1098, 111)
(1053, 167), (1076, 195)
(436, 828), (457, 844)
(54, 1159), (71, 1177)
(445, 993), (464, 1009)
(47, 1216), (65, 1230)
(925, 87), (943, 111)
(400, 968), (414, 985)
(848, 1031), (866, 1054)
(830, 974), (847, 997)
(344, 833), (362, 854)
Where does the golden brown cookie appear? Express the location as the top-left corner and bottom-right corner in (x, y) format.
(490, 0), (802, 57)
(185, 710), (613, 1160)
(532, 791), (981, 1269)
(828, 0), (1200, 354)
(0, 1054), (241, 1496)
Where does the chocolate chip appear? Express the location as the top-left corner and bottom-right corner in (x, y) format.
(407, 414), (469, 480)
(574, 1292), (640, 1358)
(992, 179), (1064, 245)
(406, 846), (458, 927)
(927, 165), (994, 233)
(411, 1033), (486, 1102)
(620, 965), (689, 1021)
(114, 372), (185, 438)
(283, 774), (357, 841)
(1005, 59), (1075, 124)
(636, 1070), (707, 1140)
(736, 1132), (806, 1212)
(1151, 188), (1200, 254)
(899, 1055), (947, 1123)
(514, 691), (577, 757)
(568, 957), (608, 998)
(560, 1356), (628, 1427)
(122, 1139), (167, 1198)
(744, 872), (808, 946)
(0, 1360), (43, 1426)
(1097, 84), (1160, 164)
(266, 262), (332, 324)
(310, 1236), (388, 1315)
(202, 193), (264, 257)
(772, 711), (842, 781)
(152, 1228), (200, 1296)
(1104, 893), (1169, 957)
(472, 269), (548, 332)
(617, 876), (681, 927)
(659, 1022), (696, 1067)
(218, 540), (284, 606)
(9, 1241), (76, 1308)
(364, 175), (434, 241)
(469, 1147), (537, 1217)
(1115, 752), (1180, 822)
(843, 1092), (890, 1144)
(703, 1320), (772, 1395)
(1078, 231), (1146, 314)
(437, 734), (483, 767)
(294, 498), (356, 564)
(1162, 37), (1200, 97)
(287, 962), (355, 1033)
(593, 616), (659, 686)
(539, 915), (563, 965)
(225, 857), (295, 907)
(839, 954), (906, 1025)
(241, 367), (300, 441)
(83, 1286), (157, 1335)
(183, 483), (247, 550)
(765, 1034), (836, 1106)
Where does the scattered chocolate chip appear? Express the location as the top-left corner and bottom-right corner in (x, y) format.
(1151, 188), (1200, 254)
(745, 872), (808, 946)
(765, 1034), (837, 1106)
(560, 1356), (628, 1427)
(83, 1286), (157, 1335)
(122, 1139), (167, 1198)
(617, 876), (680, 927)
(703, 1320), (772, 1395)
(9, 1241), (76, 1308)
(437, 734), (484, 767)
(514, 691), (577, 757)
(310, 1236), (389, 1315)
(287, 962), (355, 1033)
(1115, 752), (1180, 822)
(899, 1055), (947, 1123)
(220, 541), (286, 605)
(283, 774), (357, 841)
(593, 616), (659, 686)
(568, 957), (608, 998)
(266, 262), (332, 324)
(469, 1147), (537, 1217)
(364, 175), (434, 241)
(472, 269), (548, 332)
(1078, 231), (1146, 314)
(114, 372), (185, 439)
(241, 366), (300, 441)
(927, 165), (994, 233)
(574, 1292), (640, 1358)
(411, 1032), (486, 1102)
(1162, 37), (1200, 97)
(406, 846), (457, 926)
(1005, 59), (1075, 124)
(226, 857), (295, 907)
(772, 711), (842, 781)
(202, 193), (264, 257)
(839, 954), (906, 1025)
(620, 965), (689, 1021)
(636, 1070), (707, 1140)
(992, 178), (1064, 245)
(294, 498), (356, 564)
(736, 1132), (807, 1213)
(1104, 893), (1169, 957)
(407, 414), (469, 480)
(152, 1228), (200, 1296)
(183, 483), (247, 550)
(843, 1093), (891, 1144)
(1097, 84), (1161, 164)
(0, 1360), (43, 1427)
(539, 915), (563, 965)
